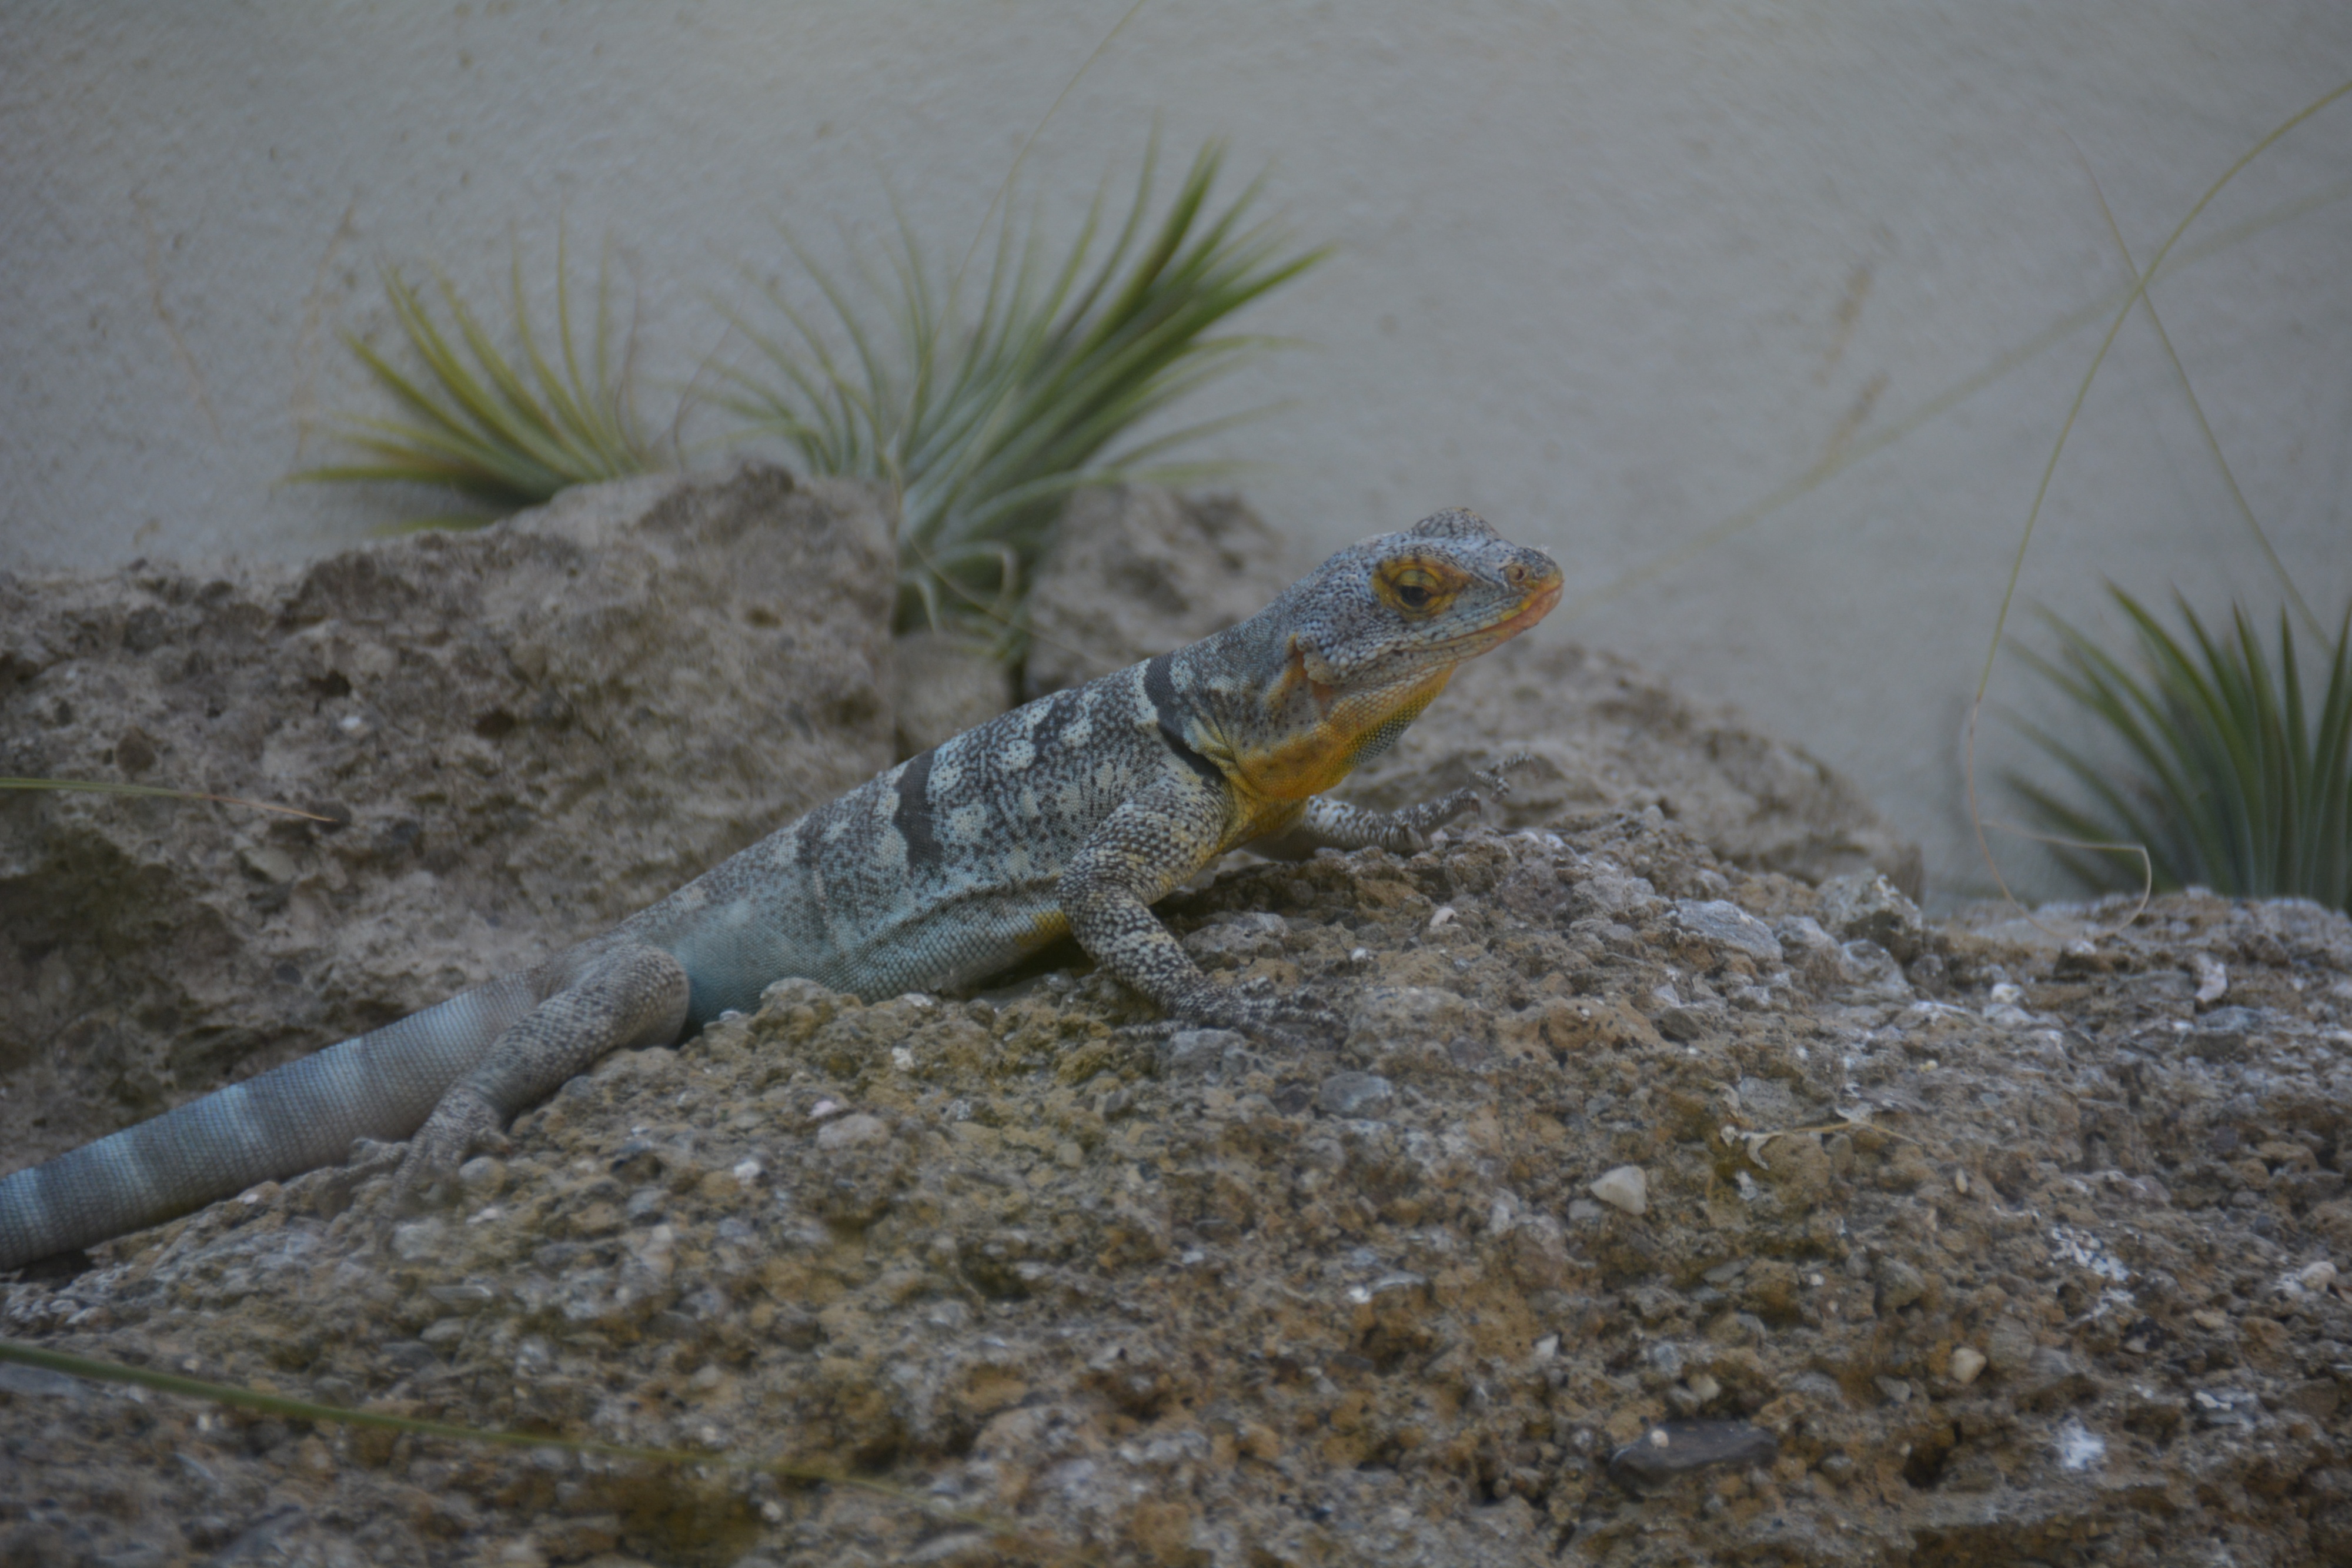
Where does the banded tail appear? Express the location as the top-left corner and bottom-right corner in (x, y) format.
(0, 979), (530, 1271)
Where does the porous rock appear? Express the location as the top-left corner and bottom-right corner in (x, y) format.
(12, 814), (2350, 1564)
(889, 630), (1010, 760)
(0, 464), (896, 1166)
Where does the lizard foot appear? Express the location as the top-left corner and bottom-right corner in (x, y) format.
(1472, 751), (1536, 801)
(1372, 754), (1537, 854)
(387, 1086), (512, 1214)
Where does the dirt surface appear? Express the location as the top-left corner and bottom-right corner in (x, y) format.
(0, 466), (896, 1169)
(9, 808), (2352, 1566)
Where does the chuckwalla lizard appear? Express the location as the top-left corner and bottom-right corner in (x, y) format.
(0, 508), (1559, 1270)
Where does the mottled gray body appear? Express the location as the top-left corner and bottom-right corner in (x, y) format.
(633, 657), (1187, 1014)
(0, 510), (1561, 1271)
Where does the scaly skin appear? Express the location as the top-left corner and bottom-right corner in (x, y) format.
(0, 509), (1561, 1270)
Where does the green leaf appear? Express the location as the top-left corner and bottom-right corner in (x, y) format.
(721, 138), (1324, 652)
(292, 237), (666, 522)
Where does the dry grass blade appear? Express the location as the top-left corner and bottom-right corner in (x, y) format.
(1, 777), (333, 823)
(293, 235), (664, 521)
(0, 1339), (1033, 1543)
(2010, 589), (2352, 911)
(1960, 76), (2352, 924)
(714, 137), (1325, 647)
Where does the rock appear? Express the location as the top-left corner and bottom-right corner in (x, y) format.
(815, 1112), (891, 1151)
(1339, 634), (1922, 892)
(2186, 1006), (2271, 1057)
(1816, 872), (1927, 962)
(1607, 1419), (1779, 1492)
(7, 738), (2352, 1567)
(1022, 485), (1292, 696)
(1164, 1029), (1259, 1084)
(1672, 899), (1783, 964)
(1317, 1071), (1395, 1118)
(1590, 1165), (1649, 1215)
(1835, 940), (1912, 1001)
(890, 630), (1010, 759)
(0, 465), (897, 1168)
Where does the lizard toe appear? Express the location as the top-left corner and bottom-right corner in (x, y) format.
(389, 1087), (508, 1213)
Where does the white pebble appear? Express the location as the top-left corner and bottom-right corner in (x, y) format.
(1589, 1165), (1648, 1216)
(1950, 1346), (1987, 1386)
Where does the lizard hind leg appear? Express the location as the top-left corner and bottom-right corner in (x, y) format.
(387, 942), (691, 1212)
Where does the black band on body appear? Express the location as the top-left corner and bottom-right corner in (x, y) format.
(891, 749), (946, 874)
(1143, 654), (1227, 788)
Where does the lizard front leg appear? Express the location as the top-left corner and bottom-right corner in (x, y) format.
(1057, 773), (1315, 1032)
(389, 942), (690, 1208)
(1265, 753), (1535, 857)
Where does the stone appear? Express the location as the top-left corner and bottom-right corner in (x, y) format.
(8, 719), (2352, 1566)
(1672, 899), (1784, 964)
(1317, 1071), (1395, 1118)
(890, 631), (1010, 760)
(816, 1112), (892, 1151)
(1590, 1165), (1649, 1215)
(1607, 1419), (1779, 1492)
(1817, 872), (1927, 962)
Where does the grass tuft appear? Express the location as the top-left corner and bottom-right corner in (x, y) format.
(713, 138), (1326, 643)
(294, 235), (664, 523)
(2010, 587), (2352, 911)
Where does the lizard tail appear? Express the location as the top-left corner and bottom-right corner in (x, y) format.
(0, 977), (532, 1272)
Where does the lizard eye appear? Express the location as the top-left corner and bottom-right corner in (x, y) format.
(1378, 564), (1449, 615)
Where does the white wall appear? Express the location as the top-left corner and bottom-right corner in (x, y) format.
(4, 1), (2349, 905)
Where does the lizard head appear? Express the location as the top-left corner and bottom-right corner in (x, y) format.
(1202, 509), (1562, 801)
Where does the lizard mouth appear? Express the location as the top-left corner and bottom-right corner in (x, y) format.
(1434, 574), (1562, 656)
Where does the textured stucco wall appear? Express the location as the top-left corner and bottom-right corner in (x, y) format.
(4, 1), (2348, 903)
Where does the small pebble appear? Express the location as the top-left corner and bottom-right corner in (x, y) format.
(816, 1112), (891, 1149)
(1950, 1346), (1987, 1386)
(1589, 1165), (1648, 1216)
(457, 1155), (506, 1197)
(1317, 1072), (1395, 1118)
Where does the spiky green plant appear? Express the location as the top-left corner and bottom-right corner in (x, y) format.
(2010, 587), (2352, 910)
(295, 237), (664, 522)
(716, 139), (1326, 641)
